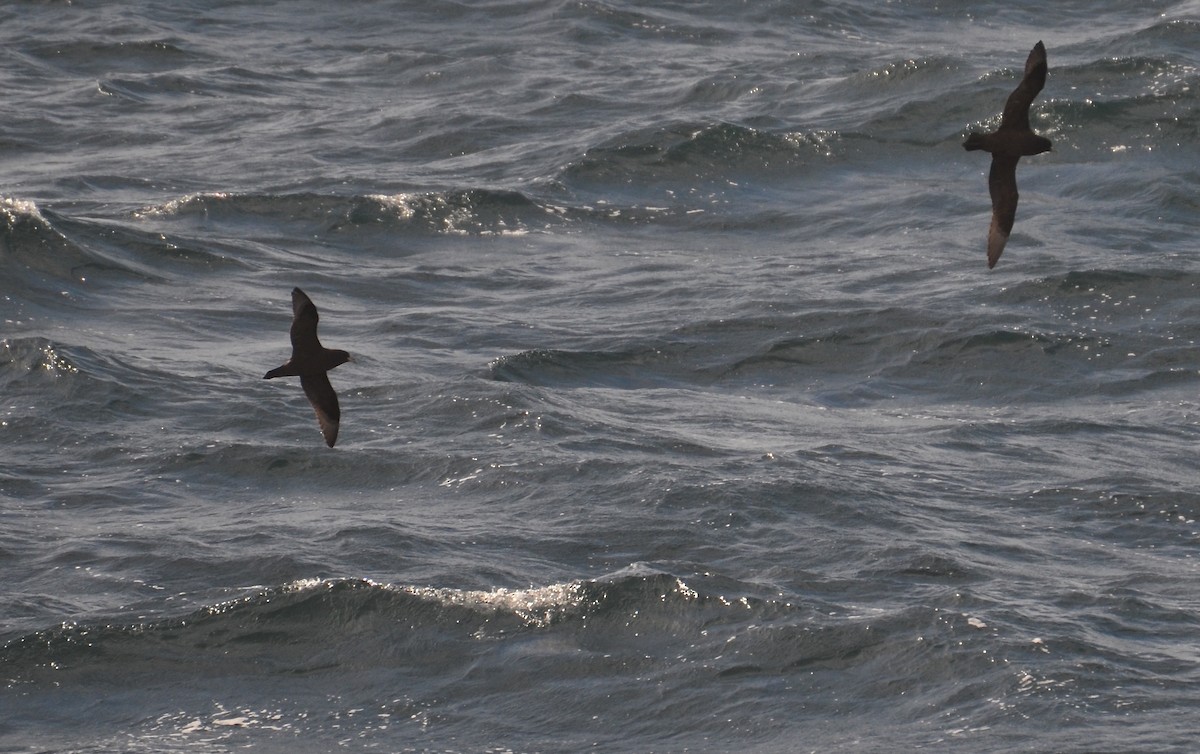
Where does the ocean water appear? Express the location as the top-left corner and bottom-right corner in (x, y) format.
(2, 0), (1199, 751)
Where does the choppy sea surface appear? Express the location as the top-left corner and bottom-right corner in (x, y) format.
(3, 1), (1199, 751)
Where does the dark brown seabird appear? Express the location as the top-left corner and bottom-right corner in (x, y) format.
(263, 287), (351, 447)
(963, 41), (1052, 268)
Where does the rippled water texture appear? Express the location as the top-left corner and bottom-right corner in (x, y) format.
(2, 1), (1199, 751)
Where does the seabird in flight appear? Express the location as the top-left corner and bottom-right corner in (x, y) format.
(263, 287), (351, 447)
(963, 41), (1053, 268)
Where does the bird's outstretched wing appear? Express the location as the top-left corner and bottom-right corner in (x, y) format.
(987, 153), (1021, 268)
(999, 41), (1047, 132)
(300, 372), (340, 448)
(290, 287), (323, 352)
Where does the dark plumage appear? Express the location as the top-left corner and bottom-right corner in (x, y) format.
(963, 41), (1053, 268)
(263, 287), (351, 447)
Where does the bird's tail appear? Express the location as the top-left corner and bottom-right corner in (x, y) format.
(962, 133), (987, 151)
